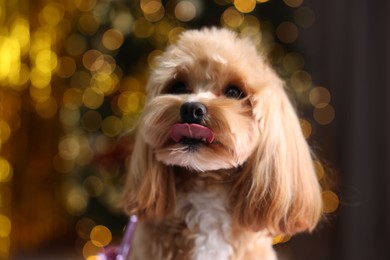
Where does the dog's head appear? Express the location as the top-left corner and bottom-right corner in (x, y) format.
(122, 28), (322, 235)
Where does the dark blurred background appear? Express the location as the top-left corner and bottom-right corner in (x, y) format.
(0, 0), (388, 259)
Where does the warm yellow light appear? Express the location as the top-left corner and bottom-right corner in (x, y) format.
(322, 190), (339, 213)
(0, 236), (10, 257)
(117, 91), (141, 114)
(313, 160), (325, 180)
(0, 37), (20, 82)
(0, 121), (11, 146)
(82, 241), (101, 259)
(299, 118), (312, 139)
(56, 56), (76, 78)
(35, 50), (58, 73)
(133, 18), (154, 38)
(309, 86), (331, 108)
(29, 85), (51, 102)
(78, 13), (100, 35)
(102, 29), (124, 50)
(101, 116), (123, 137)
(313, 104), (335, 125)
(290, 70), (312, 92)
(35, 97), (58, 119)
(168, 27), (186, 44)
(82, 88), (104, 109)
(221, 7), (244, 28)
(240, 15), (260, 32)
(141, 0), (165, 22)
(59, 135), (81, 160)
(63, 88), (83, 109)
(66, 186), (88, 216)
(30, 67), (52, 89)
(147, 49), (163, 69)
(0, 214), (11, 237)
(90, 225), (112, 247)
(234, 0), (256, 13)
(10, 17), (30, 56)
(76, 217), (96, 240)
(39, 2), (65, 26)
(0, 157), (12, 183)
(282, 52), (305, 74)
(175, 1), (197, 22)
(75, 0), (97, 12)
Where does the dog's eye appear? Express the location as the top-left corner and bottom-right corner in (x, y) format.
(167, 81), (191, 95)
(224, 85), (245, 99)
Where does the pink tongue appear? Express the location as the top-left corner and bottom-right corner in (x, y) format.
(170, 123), (215, 143)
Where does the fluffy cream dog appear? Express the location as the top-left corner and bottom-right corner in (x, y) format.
(121, 27), (322, 260)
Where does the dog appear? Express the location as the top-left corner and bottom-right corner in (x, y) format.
(121, 27), (322, 260)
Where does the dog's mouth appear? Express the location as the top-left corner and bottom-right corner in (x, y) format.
(170, 123), (215, 145)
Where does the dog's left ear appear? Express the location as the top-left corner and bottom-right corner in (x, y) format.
(120, 131), (176, 220)
(230, 81), (322, 235)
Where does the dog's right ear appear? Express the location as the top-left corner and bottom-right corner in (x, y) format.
(121, 131), (176, 219)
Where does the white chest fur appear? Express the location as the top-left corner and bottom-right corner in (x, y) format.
(176, 188), (234, 260)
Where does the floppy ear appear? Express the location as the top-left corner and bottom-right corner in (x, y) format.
(230, 83), (322, 235)
(121, 130), (176, 220)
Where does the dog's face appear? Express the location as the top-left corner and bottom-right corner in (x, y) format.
(123, 28), (322, 235)
(138, 28), (278, 172)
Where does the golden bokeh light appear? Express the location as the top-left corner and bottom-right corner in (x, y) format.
(90, 225), (112, 247)
(101, 116), (123, 137)
(0, 121), (11, 146)
(0, 214), (11, 237)
(234, 0), (257, 13)
(175, 1), (197, 22)
(313, 160), (325, 180)
(35, 97), (58, 119)
(56, 56), (76, 78)
(133, 18), (154, 39)
(39, 2), (65, 26)
(102, 29), (124, 51)
(282, 52), (305, 74)
(78, 13), (100, 35)
(309, 86), (331, 108)
(290, 70), (312, 92)
(0, 157), (12, 183)
(82, 88), (105, 109)
(313, 104), (335, 125)
(66, 186), (89, 216)
(299, 118), (312, 139)
(221, 7), (244, 28)
(76, 218), (96, 240)
(82, 241), (101, 259)
(322, 190), (340, 213)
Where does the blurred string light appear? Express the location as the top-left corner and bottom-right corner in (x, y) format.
(0, 0), (338, 258)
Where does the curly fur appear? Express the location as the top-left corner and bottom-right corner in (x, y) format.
(121, 27), (322, 260)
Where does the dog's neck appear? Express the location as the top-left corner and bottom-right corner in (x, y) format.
(172, 165), (242, 186)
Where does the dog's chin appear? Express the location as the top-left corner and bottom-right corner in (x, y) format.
(154, 140), (241, 172)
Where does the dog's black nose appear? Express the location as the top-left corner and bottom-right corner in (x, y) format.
(180, 102), (207, 124)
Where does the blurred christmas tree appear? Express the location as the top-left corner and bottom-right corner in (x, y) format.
(0, 0), (338, 259)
